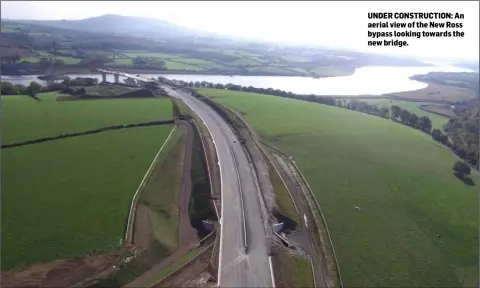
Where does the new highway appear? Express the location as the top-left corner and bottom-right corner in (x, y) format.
(164, 86), (273, 287)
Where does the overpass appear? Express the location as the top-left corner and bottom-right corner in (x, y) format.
(95, 68), (157, 85)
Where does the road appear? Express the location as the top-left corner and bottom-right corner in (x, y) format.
(164, 86), (273, 287)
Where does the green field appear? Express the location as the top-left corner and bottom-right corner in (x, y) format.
(363, 98), (449, 130)
(164, 60), (204, 71)
(121, 52), (182, 59)
(2, 94), (175, 269)
(2, 92), (172, 144)
(199, 89), (479, 287)
(2, 125), (174, 270)
(21, 51), (82, 64)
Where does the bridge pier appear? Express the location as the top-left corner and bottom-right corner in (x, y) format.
(101, 72), (106, 83)
(114, 74), (120, 84)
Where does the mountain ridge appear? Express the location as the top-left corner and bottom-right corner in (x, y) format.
(3, 14), (209, 39)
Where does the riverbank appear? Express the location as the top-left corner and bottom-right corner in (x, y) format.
(1, 66), (352, 78)
(2, 65), (473, 96)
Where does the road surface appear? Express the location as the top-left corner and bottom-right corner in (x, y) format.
(165, 86), (273, 287)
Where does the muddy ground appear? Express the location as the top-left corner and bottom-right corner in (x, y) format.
(1, 247), (130, 288)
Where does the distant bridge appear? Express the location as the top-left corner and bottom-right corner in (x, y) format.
(95, 68), (157, 84)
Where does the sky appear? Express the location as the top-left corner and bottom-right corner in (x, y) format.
(1, 1), (479, 61)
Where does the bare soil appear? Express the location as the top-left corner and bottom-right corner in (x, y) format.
(1, 247), (129, 288)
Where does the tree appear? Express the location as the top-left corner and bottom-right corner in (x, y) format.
(391, 105), (401, 119)
(1, 81), (18, 95)
(15, 84), (26, 95)
(418, 116), (432, 132)
(26, 81), (42, 96)
(409, 113), (419, 127)
(400, 109), (411, 124)
(431, 129), (448, 145)
(452, 160), (471, 176)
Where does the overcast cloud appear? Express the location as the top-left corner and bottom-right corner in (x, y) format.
(1, 1), (478, 60)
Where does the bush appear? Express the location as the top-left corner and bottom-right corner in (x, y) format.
(452, 160), (471, 176)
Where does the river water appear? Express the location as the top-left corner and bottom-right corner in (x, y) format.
(1, 64), (473, 96)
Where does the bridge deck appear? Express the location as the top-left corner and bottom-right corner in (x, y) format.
(96, 69), (157, 83)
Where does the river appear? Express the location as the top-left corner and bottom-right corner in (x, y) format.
(1, 64), (473, 96)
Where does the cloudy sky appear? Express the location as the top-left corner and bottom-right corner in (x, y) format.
(1, 1), (478, 60)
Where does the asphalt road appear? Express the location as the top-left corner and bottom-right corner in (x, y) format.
(165, 86), (273, 287)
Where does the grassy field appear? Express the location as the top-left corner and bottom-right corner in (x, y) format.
(121, 52), (182, 59)
(2, 92), (172, 144)
(21, 51), (82, 64)
(164, 60), (205, 71)
(311, 66), (355, 77)
(199, 88), (479, 287)
(363, 98), (449, 129)
(2, 125), (174, 270)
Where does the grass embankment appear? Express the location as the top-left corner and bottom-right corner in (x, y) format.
(198, 88), (479, 288)
(265, 153), (299, 224)
(272, 248), (315, 288)
(2, 92), (171, 144)
(2, 94), (174, 270)
(363, 98), (449, 129)
(138, 127), (186, 251)
(292, 256), (315, 287)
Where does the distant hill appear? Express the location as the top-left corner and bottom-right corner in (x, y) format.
(4, 14), (206, 39)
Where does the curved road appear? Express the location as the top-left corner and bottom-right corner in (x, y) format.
(165, 86), (273, 288)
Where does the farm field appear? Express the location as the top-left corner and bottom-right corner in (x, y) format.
(164, 60), (205, 71)
(363, 98), (449, 129)
(21, 51), (82, 64)
(199, 88), (479, 287)
(2, 125), (174, 270)
(2, 92), (172, 144)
